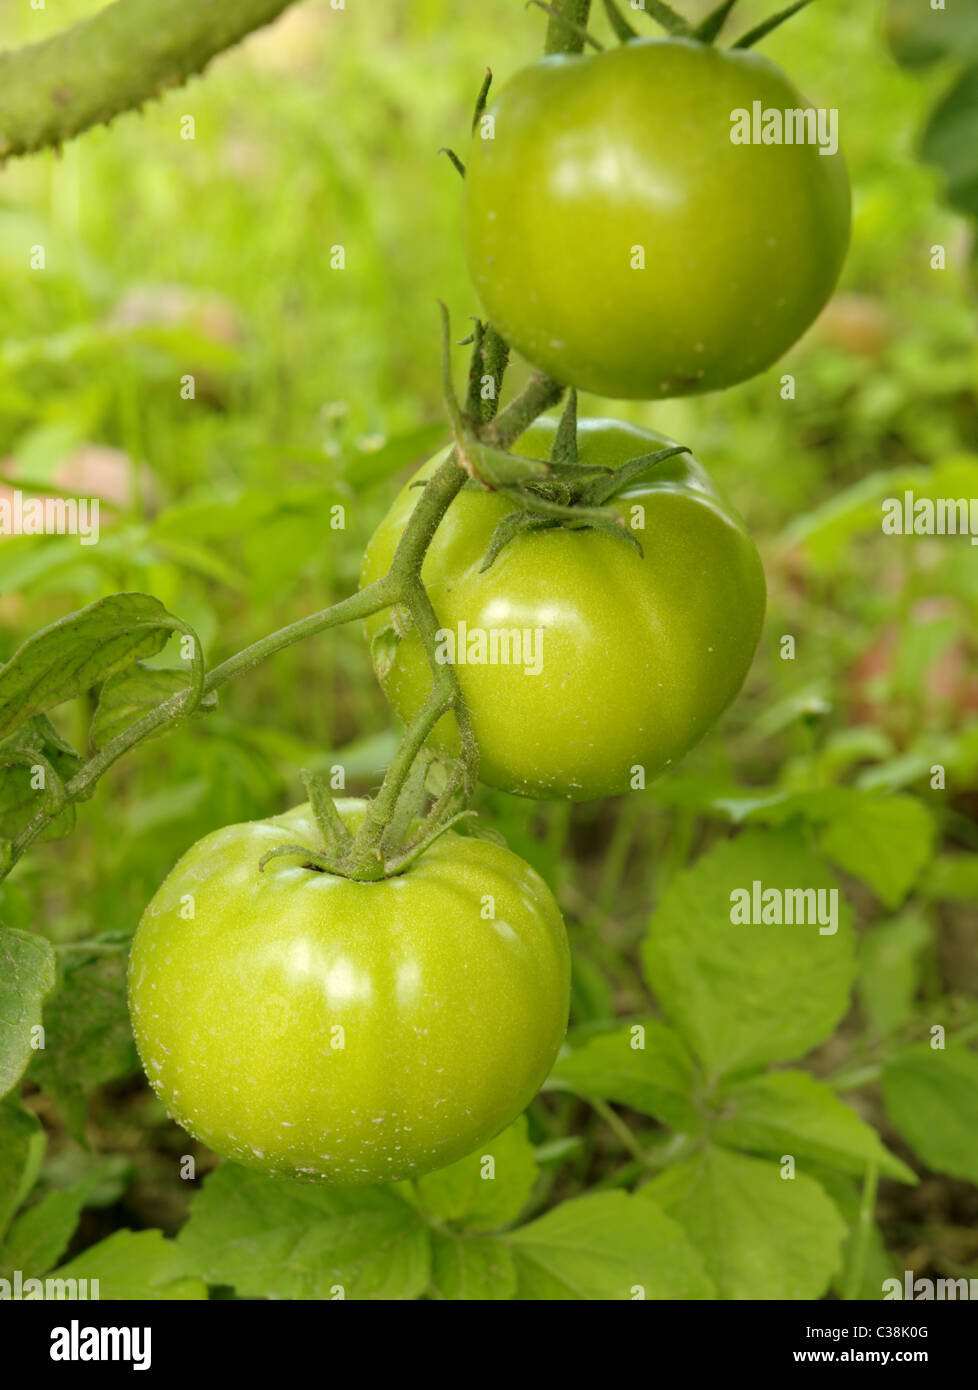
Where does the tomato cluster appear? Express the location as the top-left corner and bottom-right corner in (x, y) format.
(130, 31), (849, 1185)
(366, 35), (848, 803)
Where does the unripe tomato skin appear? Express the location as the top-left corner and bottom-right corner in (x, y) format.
(464, 39), (850, 399)
(128, 801), (570, 1184)
(361, 418), (766, 800)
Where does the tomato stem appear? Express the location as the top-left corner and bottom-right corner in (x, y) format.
(542, 0), (595, 55)
(841, 1160), (879, 1301)
(484, 370), (565, 449)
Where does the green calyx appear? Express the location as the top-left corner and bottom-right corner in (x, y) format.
(438, 314), (691, 570)
(541, 0), (817, 58)
(472, 393), (692, 570)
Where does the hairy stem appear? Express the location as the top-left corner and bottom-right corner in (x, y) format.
(202, 582), (392, 696)
(0, 0), (301, 160)
(349, 675), (453, 878)
(545, 0), (594, 55)
(484, 371), (565, 449)
(408, 578), (481, 803)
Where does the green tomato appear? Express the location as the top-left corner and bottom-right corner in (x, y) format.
(128, 800), (569, 1184)
(361, 417), (766, 800)
(464, 38), (850, 399)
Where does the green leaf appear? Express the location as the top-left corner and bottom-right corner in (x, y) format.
(0, 594), (174, 740)
(430, 1234), (518, 1300)
(90, 664), (215, 752)
(0, 1162), (116, 1277)
(919, 853), (978, 903)
(0, 534), (98, 599)
(414, 1116), (537, 1232)
(821, 726), (897, 781)
(735, 786), (852, 827)
(921, 65), (978, 223)
(0, 1102), (45, 1237)
(29, 955), (138, 1142)
(0, 926), (55, 1098)
(549, 1019), (701, 1131)
(37, 1150), (134, 1210)
(53, 1229), (207, 1301)
(858, 913), (932, 1039)
(643, 1148), (846, 1300)
(820, 796), (935, 909)
(714, 1071), (916, 1184)
(882, 1044), (978, 1184)
(642, 828), (856, 1080)
(887, 0), (978, 69)
(727, 788), (934, 908)
(508, 1192), (714, 1300)
(534, 1136), (585, 1167)
(178, 1164), (430, 1300)
(781, 461), (978, 570)
(0, 715), (85, 842)
(369, 624), (401, 682)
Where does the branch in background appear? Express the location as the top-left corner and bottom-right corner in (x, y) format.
(0, 0), (302, 161)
